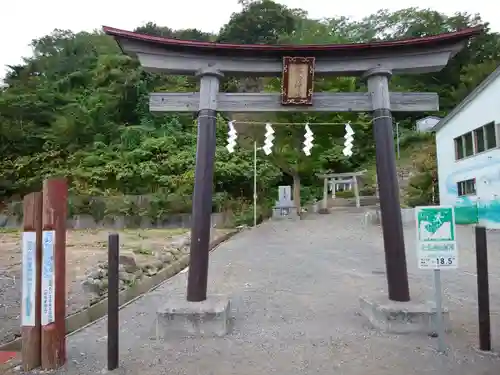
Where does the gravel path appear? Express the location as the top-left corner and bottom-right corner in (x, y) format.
(33, 213), (500, 375)
(0, 269), (19, 344)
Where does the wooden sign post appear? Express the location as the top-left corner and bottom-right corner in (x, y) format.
(21, 192), (43, 371)
(104, 25), (481, 304)
(41, 178), (68, 370)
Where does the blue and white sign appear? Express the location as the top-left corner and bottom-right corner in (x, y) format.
(21, 232), (37, 326)
(41, 230), (56, 326)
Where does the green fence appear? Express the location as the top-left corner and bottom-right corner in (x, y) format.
(454, 204), (478, 225)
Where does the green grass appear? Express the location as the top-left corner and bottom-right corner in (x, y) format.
(123, 228), (188, 235)
(0, 228), (20, 234)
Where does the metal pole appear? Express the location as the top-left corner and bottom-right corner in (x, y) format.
(254, 141), (257, 227)
(475, 226), (491, 351)
(187, 71), (222, 302)
(433, 269), (446, 353)
(107, 233), (119, 370)
(364, 67), (410, 302)
(396, 122), (400, 159)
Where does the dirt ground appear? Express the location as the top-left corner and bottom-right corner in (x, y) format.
(0, 227), (230, 345)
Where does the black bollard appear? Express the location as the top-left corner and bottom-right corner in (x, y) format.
(107, 233), (119, 370)
(475, 226), (491, 351)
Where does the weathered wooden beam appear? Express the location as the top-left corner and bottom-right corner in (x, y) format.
(331, 179), (353, 184)
(119, 39), (465, 76)
(150, 92), (438, 113)
(317, 170), (367, 179)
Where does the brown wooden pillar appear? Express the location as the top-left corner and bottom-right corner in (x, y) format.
(21, 192), (43, 371)
(41, 178), (68, 369)
(364, 67), (410, 302)
(186, 69), (223, 302)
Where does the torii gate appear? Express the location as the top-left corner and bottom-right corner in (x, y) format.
(317, 170), (367, 211)
(104, 26), (481, 305)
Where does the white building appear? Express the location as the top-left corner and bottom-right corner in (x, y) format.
(434, 65), (500, 228)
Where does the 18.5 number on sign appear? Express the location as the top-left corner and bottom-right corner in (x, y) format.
(436, 256), (456, 267)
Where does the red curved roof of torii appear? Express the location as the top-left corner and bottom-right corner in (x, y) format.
(103, 25), (483, 56)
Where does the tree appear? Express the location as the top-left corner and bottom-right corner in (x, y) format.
(406, 141), (439, 207)
(217, 0), (297, 44)
(134, 22), (214, 41)
(1, 4), (499, 220)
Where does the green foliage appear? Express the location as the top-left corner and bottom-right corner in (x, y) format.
(335, 190), (355, 199)
(1, 4), (499, 215)
(405, 141), (439, 207)
(399, 131), (435, 149)
(300, 185), (323, 204)
(217, 0), (297, 44)
(359, 186), (376, 196)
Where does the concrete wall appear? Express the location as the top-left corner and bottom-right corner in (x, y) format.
(364, 207), (415, 226)
(0, 212), (231, 229)
(436, 74), (500, 228)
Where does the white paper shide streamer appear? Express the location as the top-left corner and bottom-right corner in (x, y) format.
(302, 123), (314, 156)
(262, 123), (274, 155)
(226, 120), (237, 153)
(343, 123), (354, 157)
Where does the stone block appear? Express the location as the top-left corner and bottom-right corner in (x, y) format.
(156, 295), (231, 339)
(401, 208), (415, 225)
(359, 295), (450, 334)
(119, 255), (137, 272)
(272, 207), (299, 220)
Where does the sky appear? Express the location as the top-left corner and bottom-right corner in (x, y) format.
(0, 0), (498, 79)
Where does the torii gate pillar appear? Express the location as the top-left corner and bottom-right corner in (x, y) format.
(364, 67), (410, 301)
(187, 69), (223, 302)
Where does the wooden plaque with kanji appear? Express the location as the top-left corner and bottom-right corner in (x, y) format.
(281, 57), (315, 105)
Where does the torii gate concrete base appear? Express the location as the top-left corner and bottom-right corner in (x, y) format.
(156, 295), (231, 338)
(359, 294), (451, 334)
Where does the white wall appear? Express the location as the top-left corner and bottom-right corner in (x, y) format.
(436, 75), (500, 227)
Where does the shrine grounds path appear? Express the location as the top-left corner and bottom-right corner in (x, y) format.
(42, 212), (500, 375)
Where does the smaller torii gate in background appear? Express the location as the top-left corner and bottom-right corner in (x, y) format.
(104, 26), (481, 309)
(317, 170), (366, 211)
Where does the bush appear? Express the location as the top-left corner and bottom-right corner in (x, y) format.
(399, 130), (434, 148)
(300, 185), (323, 204)
(405, 142), (439, 207)
(359, 186), (376, 196)
(335, 190), (355, 198)
(229, 198), (272, 227)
